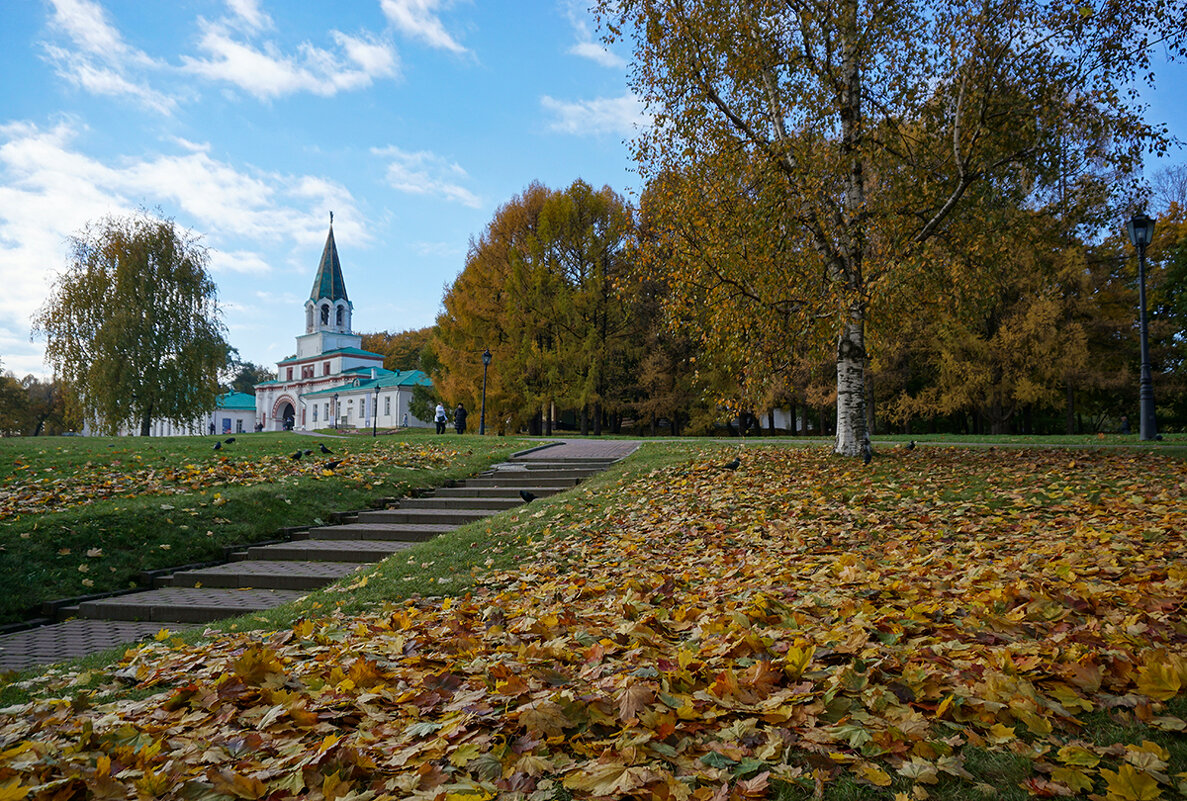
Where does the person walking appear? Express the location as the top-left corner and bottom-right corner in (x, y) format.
(454, 403), (468, 435)
(434, 403), (447, 434)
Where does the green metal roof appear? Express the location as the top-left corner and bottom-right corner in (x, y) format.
(310, 224), (349, 302)
(275, 347), (385, 366)
(216, 391), (257, 411)
(300, 370), (433, 399)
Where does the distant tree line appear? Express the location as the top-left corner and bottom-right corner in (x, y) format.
(365, 172), (1186, 437)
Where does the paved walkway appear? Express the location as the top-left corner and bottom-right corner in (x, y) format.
(514, 439), (640, 461)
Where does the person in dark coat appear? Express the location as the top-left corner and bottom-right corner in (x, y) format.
(454, 403), (468, 435)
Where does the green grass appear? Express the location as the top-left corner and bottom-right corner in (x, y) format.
(0, 431), (522, 625)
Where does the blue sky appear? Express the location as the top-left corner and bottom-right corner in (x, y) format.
(1, 0), (1184, 381)
(0, 0), (644, 378)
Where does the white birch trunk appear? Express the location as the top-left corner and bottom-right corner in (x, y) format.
(834, 304), (868, 457)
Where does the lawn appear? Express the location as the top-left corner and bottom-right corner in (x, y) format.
(1, 442), (1185, 800)
(0, 430), (522, 625)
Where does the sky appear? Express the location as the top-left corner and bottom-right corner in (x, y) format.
(1, 0), (1184, 381)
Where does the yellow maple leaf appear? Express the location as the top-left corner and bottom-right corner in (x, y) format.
(856, 762), (893, 787)
(987, 723), (1016, 744)
(1057, 744), (1101, 768)
(1052, 766), (1094, 793)
(1136, 661), (1181, 701)
(0, 779), (29, 801)
(1100, 765), (1161, 801)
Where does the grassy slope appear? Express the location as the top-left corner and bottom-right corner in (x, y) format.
(2, 439), (1184, 800)
(0, 431), (522, 624)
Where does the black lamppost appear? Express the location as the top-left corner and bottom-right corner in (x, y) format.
(332, 393), (339, 430)
(1126, 212), (1157, 441)
(373, 384), (380, 437)
(480, 348), (492, 436)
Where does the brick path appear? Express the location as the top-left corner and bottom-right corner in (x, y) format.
(514, 439), (639, 461)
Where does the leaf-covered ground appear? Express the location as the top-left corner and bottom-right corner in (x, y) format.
(1, 445), (1185, 800)
(0, 440), (457, 520)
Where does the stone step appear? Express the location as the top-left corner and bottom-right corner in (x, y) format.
(431, 486), (567, 499)
(505, 460), (617, 470)
(247, 539), (415, 562)
(461, 475), (583, 488)
(483, 467), (602, 479)
(355, 508), (503, 525)
(297, 523), (455, 542)
(398, 496), (526, 510)
(78, 587), (307, 623)
(167, 560), (363, 590)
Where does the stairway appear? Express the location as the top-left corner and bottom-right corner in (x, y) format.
(66, 456), (619, 625)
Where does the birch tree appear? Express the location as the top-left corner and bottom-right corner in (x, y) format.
(601, 0), (1185, 455)
(33, 212), (229, 436)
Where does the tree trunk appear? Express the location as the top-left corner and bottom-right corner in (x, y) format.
(650, 413), (657, 436)
(768, 408), (776, 435)
(544, 401), (552, 436)
(1065, 381), (1075, 435)
(594, 402), (603, 436)
(834, 309), (868, 456)
(139, 404), (153, 437)
(789, 402), (798, 436)
(580, 405), (589, 436)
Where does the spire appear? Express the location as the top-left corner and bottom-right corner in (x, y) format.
(310, 220), (348, 302)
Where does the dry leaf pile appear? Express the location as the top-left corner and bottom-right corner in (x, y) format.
(1, 446), (1185, 800)
(0, 443), (458, 520)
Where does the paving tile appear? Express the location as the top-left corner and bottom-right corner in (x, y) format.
(0, 620), (195, 671)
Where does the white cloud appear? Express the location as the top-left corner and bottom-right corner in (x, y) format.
(379, 0), (468, 54)
(568, 41), (625, 69)
(541, 93), (649, 136)
(42, 0), (176, 113)
(181, 20), (399, 99)
(372, 145), (482, 208)
(563, 3), (625, 68)
(225, 0), (272, 31)
(0, 121), (366, 376)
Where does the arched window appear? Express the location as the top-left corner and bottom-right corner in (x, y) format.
(336, 305), (345, 328)
(320, 304), (329, 325)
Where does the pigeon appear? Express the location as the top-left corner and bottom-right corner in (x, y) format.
(290, 450), (303, 461)
(303, 449), (313, 456)
(861, 441), (873, 465)
(723, 457), (741, 471)
(322, 460), (342, 471)
(224, 437), (235, 444)
(519, 489), (536, 503)
(213, 441), (222, 451)
(319, 443), (333, 454)
(906, 440), (916, 451)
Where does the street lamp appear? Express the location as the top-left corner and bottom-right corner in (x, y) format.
(332, 393), (339, 430)
(1126, 212), (1157, 441)
(373, 384), (380, 437)
(480, 348), (492, 436)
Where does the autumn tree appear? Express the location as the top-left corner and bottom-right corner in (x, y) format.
(601, 0), (1185, 455)
(361, 326), (435, 373)
(434, 181), (642, 434)
(34, 212), (230, 436)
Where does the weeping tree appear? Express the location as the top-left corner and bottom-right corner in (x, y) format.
(601, 0), (1185, 456)
(34, 211), (230, 436)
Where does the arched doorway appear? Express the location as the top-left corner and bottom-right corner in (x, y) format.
(280, 402), (295, 431)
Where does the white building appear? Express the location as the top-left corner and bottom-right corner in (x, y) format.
(82, 391), (258, 437)
(253, 222), (434, 431)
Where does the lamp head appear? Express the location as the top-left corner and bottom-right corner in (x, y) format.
(482, 348), (492, 367)
(1127, 212), (1156, 248)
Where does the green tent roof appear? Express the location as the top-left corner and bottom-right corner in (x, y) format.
(216, 391), (257, 411)
(310, 224), (349, 302)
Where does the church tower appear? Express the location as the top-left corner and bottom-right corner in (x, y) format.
(295, 220), (362, 359)
(304, 221), (353, 335)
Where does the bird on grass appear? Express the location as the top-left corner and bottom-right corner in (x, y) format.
(290, 450), (303, 461)
(519, 490), (536, 503)
(322, 460), (342, 471)
(213, 441), (222, 451)
(319, 443), (333, 454)
(722, 457), (741, 471)
(906, 440), (916, 451)
(224, 437), (235, 444)
(861, 441), (873, 465)
(303, 449), (313, 456)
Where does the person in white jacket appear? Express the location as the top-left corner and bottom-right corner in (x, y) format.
(434, 403), (447, 434)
